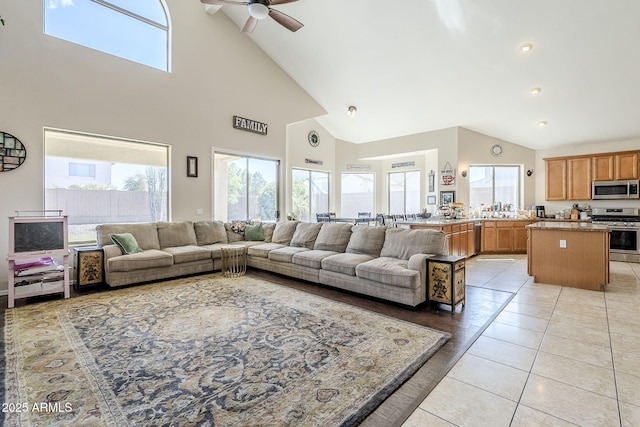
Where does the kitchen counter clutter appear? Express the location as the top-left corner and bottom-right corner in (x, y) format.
(526, 221), (610, 291)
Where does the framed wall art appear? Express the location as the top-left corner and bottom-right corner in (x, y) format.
(440, 191), (455, 206)
(187, 156), (198, 177)
(427, 195), (437, 205)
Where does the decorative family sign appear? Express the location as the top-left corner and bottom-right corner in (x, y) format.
(233, 116), (268, 135)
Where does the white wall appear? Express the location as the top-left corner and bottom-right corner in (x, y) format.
(0, 1), (325, 289)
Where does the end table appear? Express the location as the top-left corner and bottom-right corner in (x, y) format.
(427, 254), (466, 314)
(74, 246), (104, 290)
(221, 244), (247, 278)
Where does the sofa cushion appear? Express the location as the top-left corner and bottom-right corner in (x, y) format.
(224, 221), (250, 243)
(290, 222), (323, 249)
(355, 257), (419, 287)
(313, 222), (353, 252)
(268, 246), (310, 263)
(244, 223), (265, 241)
(262, 223), (276, 243)
(108, 249), (174, 272)
(96, 223), (160, 250)
(110, 232), (141, 255)
(292, 250), (338, 269)
(379, 228), (447, 260)
(194, 220), (228, 245)
(162, 245), (212, 264)
(157, 221), (197, 248)
(345, 225), (386, 257)
(321, 253), (375, 276)
(247, 243), (285, 258)
(271, 220), (300, 245)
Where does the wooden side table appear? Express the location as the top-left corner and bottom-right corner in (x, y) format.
(427, 254), (466, 314)
(221, 244), (247, 278)
(74, 246), (104, 290)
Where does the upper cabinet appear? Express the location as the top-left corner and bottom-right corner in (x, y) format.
(614, 152), (638, 180)
(545, 150), (640, 201)
(545, 158), (567, 200)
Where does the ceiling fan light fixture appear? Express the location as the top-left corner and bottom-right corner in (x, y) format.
(248, 3), (269, 19)
(347, 106), (357, 118)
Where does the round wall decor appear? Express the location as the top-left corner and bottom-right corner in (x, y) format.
(308, 130), (320, 147)
(0, 131), (27, 172)
(490, 144), (503, 157)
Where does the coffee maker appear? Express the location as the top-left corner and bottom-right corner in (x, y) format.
(532, 205), (545, 218)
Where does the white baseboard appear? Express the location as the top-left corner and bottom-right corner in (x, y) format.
(0, 289), (8, 296)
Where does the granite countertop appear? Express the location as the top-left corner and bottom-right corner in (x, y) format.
(396, 217), (593, 226)
(526, 221), (609, 231)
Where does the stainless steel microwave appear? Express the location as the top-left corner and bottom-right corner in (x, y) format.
(592, 179), (640, 199)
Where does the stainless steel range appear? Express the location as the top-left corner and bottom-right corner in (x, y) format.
(592, 207), (640, 263)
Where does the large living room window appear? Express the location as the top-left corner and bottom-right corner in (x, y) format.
(44, 129), (170, 243)
(213, 153), (279, 222)
(388, 171), (420, 215)
(44, 0), (171, 71)
(469, 165), (521, 210)
(341, 173), (375, 217)
(292, 169), (329, 222)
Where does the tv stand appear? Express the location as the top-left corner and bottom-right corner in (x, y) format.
(7, 213), (70, 308)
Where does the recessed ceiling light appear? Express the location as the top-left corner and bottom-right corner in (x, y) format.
(538, 121), (548, 127)
(530, 87), (542, 96)
(520, 42), (534, 53)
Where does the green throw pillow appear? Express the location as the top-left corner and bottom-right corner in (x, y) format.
(244, 223), (265, 241)
(110, 232), (142, 255)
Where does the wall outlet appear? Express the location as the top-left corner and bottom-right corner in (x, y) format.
(559, 239), (567, 248)
(196, 208), (203, 215)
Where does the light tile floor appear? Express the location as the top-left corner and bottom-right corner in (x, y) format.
(403, 255), (640, 427)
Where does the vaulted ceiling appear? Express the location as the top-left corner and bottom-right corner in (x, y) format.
(207, 0), (640, 150)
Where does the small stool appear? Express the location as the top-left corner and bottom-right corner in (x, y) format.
(221, 244), (247, 278)
(427, 255), (466, 314)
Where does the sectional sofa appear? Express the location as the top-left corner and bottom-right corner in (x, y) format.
(95, 220), (448, 307)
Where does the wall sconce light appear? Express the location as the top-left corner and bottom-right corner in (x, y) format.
(347, 105), (357, 118)
(527, 169), (534, 177)
(461, 169), (468, 178)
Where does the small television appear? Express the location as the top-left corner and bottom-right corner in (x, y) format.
(8, 215), (68, 257)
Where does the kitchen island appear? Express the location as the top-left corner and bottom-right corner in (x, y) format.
(526, 222), (610, 291)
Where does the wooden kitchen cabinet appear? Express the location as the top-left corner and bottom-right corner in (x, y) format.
(592, 154), (615, 181)
(615, 152), (638, 180)
(467, 223), (475, 256)
(482, 220), (533, 254)
(545, 158), (567, 200)
(567, 157), (592, 200)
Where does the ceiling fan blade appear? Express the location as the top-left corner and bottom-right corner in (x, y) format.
(200, 0), (248, 5)
(268, 8), (303, 32)
(242, 16), (258, 33)
(269, 0), (299, 5)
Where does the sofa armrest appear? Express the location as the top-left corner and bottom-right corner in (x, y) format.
(408, 253), (436, 290)
(103, 244), (123, 261)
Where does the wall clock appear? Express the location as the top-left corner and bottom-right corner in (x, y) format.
(490, 144), (503, 157)
(0, 131), (27, 172)
(308, 131), (320, 147)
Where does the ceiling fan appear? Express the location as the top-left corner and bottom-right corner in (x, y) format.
(201, 0), (304, 33)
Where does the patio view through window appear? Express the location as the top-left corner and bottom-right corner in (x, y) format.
(469, 165), (521, 210)
(341, 173), (375, 218)
(44, 129), (170, 243)
(292, 169), (329, 222)
(213, 153), (279, 222)
(388, 171), (420, 215)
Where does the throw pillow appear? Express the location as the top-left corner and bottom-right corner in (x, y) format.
(244, 223), (265, 241)
(110, 232), (142, 255)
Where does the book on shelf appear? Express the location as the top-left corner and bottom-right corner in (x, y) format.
(14, 256), (63, 276)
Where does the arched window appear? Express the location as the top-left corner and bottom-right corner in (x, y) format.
(44, 0), (170, 71)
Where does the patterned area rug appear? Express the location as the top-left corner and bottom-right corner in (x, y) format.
(3, 274), (450, 426)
